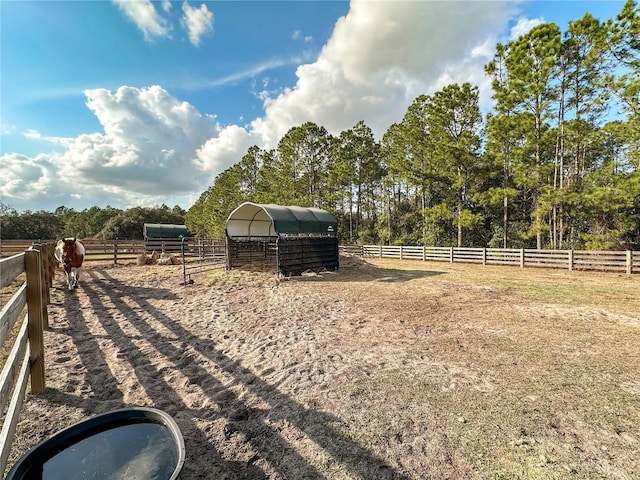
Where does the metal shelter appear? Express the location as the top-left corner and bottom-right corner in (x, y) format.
(143, 223), (189, 240)
(225, 202), (339, 275)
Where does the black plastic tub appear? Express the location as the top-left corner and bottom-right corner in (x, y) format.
(5, 407), (185, 480)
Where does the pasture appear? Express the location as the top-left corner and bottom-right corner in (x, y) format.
(4, 256), (639, 479)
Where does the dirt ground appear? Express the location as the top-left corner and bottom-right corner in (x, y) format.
(6, 256), (640, 479)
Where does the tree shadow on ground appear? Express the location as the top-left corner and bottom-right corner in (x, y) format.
(293, 258), (446, 284)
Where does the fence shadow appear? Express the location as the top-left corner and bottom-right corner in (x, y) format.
(39, 267), (410, 479)
(37, 274), (263, 479)
(294, 258), (446, 283)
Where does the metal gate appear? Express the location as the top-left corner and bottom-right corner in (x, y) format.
(180, 238), (226, 285)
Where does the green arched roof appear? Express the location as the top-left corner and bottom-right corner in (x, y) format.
(226, 202), (337, 239)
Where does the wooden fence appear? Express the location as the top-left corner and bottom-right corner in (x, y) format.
(0, 242), (56, 473)
(2, 241), (637, 273)
(0, 239), (213, 265)
(340, 245), (639, 274)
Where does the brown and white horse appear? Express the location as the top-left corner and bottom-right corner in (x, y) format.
(54, 238), (85, 290)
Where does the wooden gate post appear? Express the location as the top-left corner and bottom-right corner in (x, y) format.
(25, 249), (46, 393)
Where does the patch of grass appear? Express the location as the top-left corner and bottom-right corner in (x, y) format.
(363, 258), (640, 317)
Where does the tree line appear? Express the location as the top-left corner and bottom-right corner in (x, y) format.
(2, 2), (638, 249)
(0, 204), (186, 241)
(187, 3), (639, 249)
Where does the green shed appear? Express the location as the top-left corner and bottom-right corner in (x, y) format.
(143, 223), (189, 240)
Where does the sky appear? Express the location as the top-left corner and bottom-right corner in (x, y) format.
(0, 0), (628, 214)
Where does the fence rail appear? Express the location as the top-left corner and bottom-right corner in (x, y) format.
(0, 242), (55, 473)
(0, 239), (214, 264)
(342, 245), (639, 274)
(2, 241), (637, 273)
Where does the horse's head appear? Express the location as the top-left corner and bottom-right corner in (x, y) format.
(60, 238), (78, 266)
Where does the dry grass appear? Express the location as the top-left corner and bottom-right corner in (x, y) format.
(6, 257), (640, 479)
(291, 258), (640, 479)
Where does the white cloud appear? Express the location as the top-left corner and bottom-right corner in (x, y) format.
(23, 129), (41, 140)
(113, 0), (171, 41)
(186, 58), (297, 90)
(22, 129), (72, 148)
(181, 2), (214, 47)
(292, 29), (312, 43)
(510, 17), (544, 40)
(0, 153), (58, 208)
(195, 125), (255, 172)
(250, 0), (519, 147)
(1, 124), (17, 135)
(1, 86), (225, 211)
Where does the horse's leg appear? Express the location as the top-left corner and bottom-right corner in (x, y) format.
(73, 267), (80, 288)
(66, 271), (73, 291)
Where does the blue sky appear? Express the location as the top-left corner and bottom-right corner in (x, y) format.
(0, 0), (629, 213)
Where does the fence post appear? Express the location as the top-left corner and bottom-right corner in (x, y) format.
(379, 245), (382, 258)
(422, 245), (426, 262)
(449, 247), (454, 263)
(113, 239), (118, 265)
(627, 250), (633, 275)
(47, 243), (56, 288)
(25, 249), (46, 394)
(34, 243), (52, 307)
(226, 236), (232, 270)
(46, 243), (54, 290)
(568, 249), (574, 271)
(520, 249), (525, 268)
(400, 246), (403, 260)
(39, 249), (49, 329)
(482, 248), (487, 266)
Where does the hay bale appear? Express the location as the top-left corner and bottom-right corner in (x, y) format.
(137, 253), (149, 266)
(157, 256), (172, 265)
(157, 252), (182, 265)
(147, 250), (159, 265)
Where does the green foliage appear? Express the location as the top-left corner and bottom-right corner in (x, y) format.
(97, 205), (186, 240)
(61, 205), (123, 238)
(0, 205), (64, 240)
(185, 164), (248, 238)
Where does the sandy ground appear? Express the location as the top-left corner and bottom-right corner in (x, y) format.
(6, 256), (640, 479)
